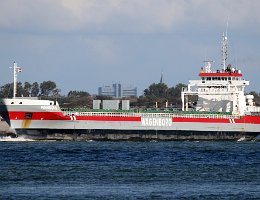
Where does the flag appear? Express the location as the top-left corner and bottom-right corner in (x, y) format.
(16, 67), (22, 72)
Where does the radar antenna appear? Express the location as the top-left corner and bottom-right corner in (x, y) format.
(203, 60), (214, 73)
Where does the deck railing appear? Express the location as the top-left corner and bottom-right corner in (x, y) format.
(61, 108), (239, 119)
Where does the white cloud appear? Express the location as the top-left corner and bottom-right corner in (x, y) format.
(0, 0), (259, 34)
(187, 0), (260, 29)
(58, 0), (188, 33)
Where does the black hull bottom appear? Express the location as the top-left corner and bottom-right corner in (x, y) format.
(14, 129), (259, 141)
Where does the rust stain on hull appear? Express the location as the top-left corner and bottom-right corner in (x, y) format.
(22, 120), (32, 128)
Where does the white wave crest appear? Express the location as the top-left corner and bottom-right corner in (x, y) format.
(0, 135), (35, 142)
(237, 136), (246, 142)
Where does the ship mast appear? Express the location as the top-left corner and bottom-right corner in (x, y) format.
(222, 32), (228, 70)
(222, 20), (229, 70)
(13, 62), (18, 99)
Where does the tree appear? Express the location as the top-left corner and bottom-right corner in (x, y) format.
(140, 82), (188, 108)
(94, 95), (113, 100)
(40, 81), (57, 97)
(168, 83), (187, 106)
(68, 90), (90, 97)
(0, 82), (26, 98)
(31, 82), (39, 97)
(60, 90), (92, 108)
(144, 83), (168, 98)
(52, 88), (61, 97)
(0, 83), (12, 98)
(23, 82), (31, 97)
(0, 82), (24, 98)
(141, 83), (169, 108)
(16, 82), (24, 97)
(168, 83), (186, 97)
(249, 91), (260, 106)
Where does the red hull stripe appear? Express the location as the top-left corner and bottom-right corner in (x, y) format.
(173, 118), (228, 123)
(9, 111), (66, 120)
(199, 72), (242, 77)
(8, 111), (141, 122)
(6, 111), (260, 124)
(76, 116), (141, 121)
(235, 116), (260, 124)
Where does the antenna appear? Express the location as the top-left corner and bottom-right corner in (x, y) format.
(222, 32), (228, 70)
(222, 17), (229, 70)
(226, 15), (229, 38)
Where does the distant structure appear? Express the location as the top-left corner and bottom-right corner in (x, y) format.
(93, 99), (130, 110)
(160, 70), (163, 84)
(98, 83), (137, 98)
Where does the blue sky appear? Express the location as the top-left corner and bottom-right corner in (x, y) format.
(0, 0), (259, 95)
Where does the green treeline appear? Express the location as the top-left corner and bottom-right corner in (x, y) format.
(0, 81), (260, 108)
(137, 83), (188, 108)
(0, 81), (59, 98)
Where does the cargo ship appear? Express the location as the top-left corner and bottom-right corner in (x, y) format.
(0, 34), (260, 140)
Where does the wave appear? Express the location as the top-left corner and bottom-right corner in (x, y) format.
(237, 136), (246, 142)
(0, 135), (35, 142)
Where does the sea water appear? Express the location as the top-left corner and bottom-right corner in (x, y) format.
(0, 139), (259, 199)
